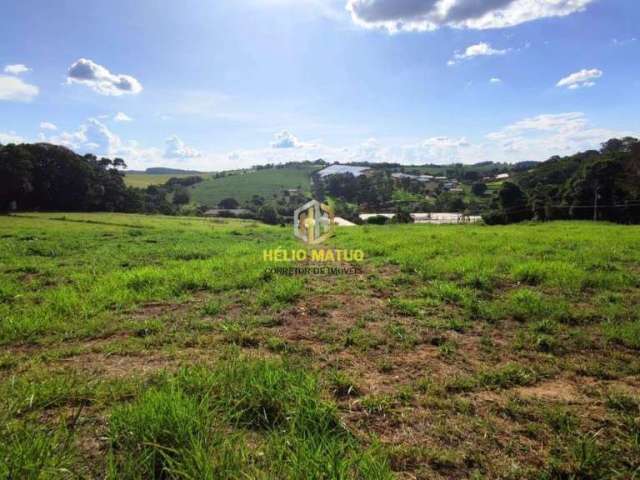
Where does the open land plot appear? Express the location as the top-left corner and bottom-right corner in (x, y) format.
(1, 213), (639, 479)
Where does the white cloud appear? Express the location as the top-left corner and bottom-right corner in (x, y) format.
(164, 135), (201, 159)
(271, 130), (303, 149)
(39, 122), (58, 131)
(43, 118), (121, 155)
(449, 42), (509, 65)
(611, 37), (637, 47)
(556, 68), (602, 89)
(490, 77), (503, 84)
(423, 136), (470, 149)
(347, 0), (594, 33)
(4, 64), (30, 75)
(0, 131), (25, 144)
(67, 58), (142, 96)
(400, 136), (475, 164)
(84, 118), (122, 153)
(113, 112), (133, 122)
(0, 75), (39, 102)
(485, 112), (634, 159)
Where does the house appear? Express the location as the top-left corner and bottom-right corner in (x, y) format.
(495, 173), (510, 180)
(411, 213), (482, 224)
(391, 172), (417, 180)
(443, 180), (460, 191)
(316, 165), (371, 178)
(333, 216), (357, 227)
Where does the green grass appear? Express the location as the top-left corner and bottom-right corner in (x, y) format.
(123, 173), (207, 188)
(1, 214), (640, 479)
(107, 357), (392, 479)
(190, 165), (318, 207)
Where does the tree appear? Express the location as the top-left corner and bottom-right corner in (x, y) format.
(393, 205), (413, 223)
(218, 197), (239, 209)
(529, 184), (550, 221)
(0, 144), (34, 210)
(498, 182), (532, 223)
(258, 204), (279, 225)
(471, 182), (487, 196)
(172, 187), (190, 205)
(0, 143), (132, 212)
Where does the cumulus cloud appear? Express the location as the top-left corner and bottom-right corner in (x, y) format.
(271, 130), (303, 149)
(39, 122), (58, 131)
(38, 118), (166, 170)
(423, 136), (470, 148)
(448, 42), (509, 65)
(556, 68), (602, 89)
(42, 118), (122, 155)
(67, 58), (142, 96)
(0, 75), (39, 102)
(113, 112), (133, 122)
(164, 135), (201, 159)
(0, 131), (25, 144)
(4, 64), (30, 75)
(485, 112), (634, 158)
(346, 0), (594, 33)
(490, 77), (502, 84)
(400, 136), (474, 163)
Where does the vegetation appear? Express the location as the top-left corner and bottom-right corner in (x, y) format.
(0, 143), (209, 216)
(1, 213), (639, 478)
(123, 173), (206, 189)
(485, 137), (640, 224)
(190, 164), (319, 208)
(0, 143), (134, 212)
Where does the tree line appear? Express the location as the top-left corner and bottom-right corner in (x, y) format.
(484, 137), (640, 224)
(0, 143), (202, 214)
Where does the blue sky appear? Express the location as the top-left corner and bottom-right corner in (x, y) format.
(1, 0), (639, 170)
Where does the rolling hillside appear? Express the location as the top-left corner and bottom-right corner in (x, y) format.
(190, 164), (320, 207)
(123, 172), (209, 188)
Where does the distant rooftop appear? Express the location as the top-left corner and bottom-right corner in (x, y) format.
(316, 165), (370, 178)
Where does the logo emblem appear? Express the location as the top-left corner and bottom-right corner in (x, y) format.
(294, 200), (335, 244)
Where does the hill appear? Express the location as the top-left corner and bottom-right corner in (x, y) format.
(486, 136), (640, 224)
(1, 213), (639, 478)
(144, 167), (203, 174)
(190, 164), (320, 207)
(123, 172), (207, 188)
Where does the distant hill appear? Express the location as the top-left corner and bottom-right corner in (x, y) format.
(144, 167), (203, 174)
(124, 172), (207, 188)
(190, 164), (320, 207)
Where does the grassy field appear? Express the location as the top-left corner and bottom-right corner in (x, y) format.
(123, 173), (208, 188)
(190, 165), (318, 207)
(1, 213), (639, 479)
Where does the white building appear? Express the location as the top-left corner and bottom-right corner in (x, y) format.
(316, 165), (371, 178)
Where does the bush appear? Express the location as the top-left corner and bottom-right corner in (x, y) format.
(366, 215), (389, 225)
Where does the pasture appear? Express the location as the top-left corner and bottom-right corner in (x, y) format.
(122, 173), (208, 188)
(190, 165), (318, 207)
(1, 213), (639, 479)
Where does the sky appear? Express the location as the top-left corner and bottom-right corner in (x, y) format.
(1, 0), (639, 170)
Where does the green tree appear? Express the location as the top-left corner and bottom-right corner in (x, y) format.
(258, 204), (279, 225)
(498, 182), (532, 223)
(471, 182), (487, 196)
(173, 187), (191, 205)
